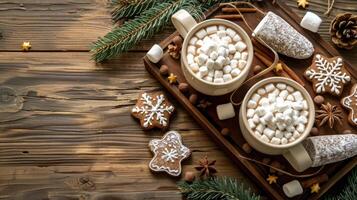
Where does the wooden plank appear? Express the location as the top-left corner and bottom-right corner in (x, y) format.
(0, 0), (355, 65)
(0, 52), (256, 199)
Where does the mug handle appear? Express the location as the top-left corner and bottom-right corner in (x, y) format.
(283, 143), (312, 172)
(171, 9), (197, 38)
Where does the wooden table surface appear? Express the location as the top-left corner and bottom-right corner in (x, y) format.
(0, 0), (356, 199)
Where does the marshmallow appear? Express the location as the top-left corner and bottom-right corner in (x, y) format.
(292, 91), (304, 101)
(223, 74), (233, 82)
(208, 70), (214, 77)
(216, 103), (236, 120)
(233, 52), (241, 60)
(302, 100), (308, 110)
(187, 54), (194, 64)
(252, 114), (260, 124)
(293, 131), (301, 139)
(190, 63), (199, 72)
(247, 109), (255, 118)
(228, 44), (236, 54)
(255, 106), (266, 117)
(283, 180), (304, 198)
(284, 132), (292, 139)
(226, 28), (236, 38)
(296, 123), (305, 133)
(289, 137), (296, 143)
(265, 83), (275, 92)
(231, 68), (241, 77)
(241, 52), (248, 61)
(263, 128), (275, 139)
(247, 100), (257, 109)
(281, 138), (288, 144)
(260, 135), (269, 143)
(286, 94), (295, 101)
(214, 78), (224, 83)
(248, 119), (256, 129)
(233, 34), (242, 42)
(251, 94), (261, 103)
(197, 54), (208, 65)
(189, 37), (198, 45)
(263, 112), (274, 123)
(215, 56), (226, 68)
(286, 86), (294, 93)
(218, 25), (226, 31)
(259, 97), (269, 107)
(206, 25), (218, 34)
(256, 123), (264, 133)
(204, 76), (213, 82)
(214, 70), (223, 79)
(206, 59), (215, 69)
(217, 30), (226, 38)
(279, 90), (289, 99)
(300, 110), (309, 117)
(146, 44), (163, 63)
(238, 60), (247, 69)
(222, 36), (232, 44)
(292, 102), (304, 111)
(199, 66), (208, 77)
(300, 11), (322, 33)
(271, 137), (281, 145)
(196, 39), (203, 47)
(235, 41), (247, 52)
(276, 83), (287, 90)
(196, 29), (207, 39)
(230, 59), (238, 68)
(275, 130), (284, 139)
(210, 51), (218, 60)
(257, 88), (266, 96)
(223, 65), (232, 74)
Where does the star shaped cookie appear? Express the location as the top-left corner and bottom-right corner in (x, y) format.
(341, 84), (357, 126)
(148, 131), (190, 176)
(304, 54), (351, 96)
(132, 92), (175, 130)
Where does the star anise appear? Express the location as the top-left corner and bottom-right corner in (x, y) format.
(316, 102), (343, 128)
(195, 156), (217, 177)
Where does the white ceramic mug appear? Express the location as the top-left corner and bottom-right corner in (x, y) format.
(171, 9), (254, 96)
(239, 77), (315, 172)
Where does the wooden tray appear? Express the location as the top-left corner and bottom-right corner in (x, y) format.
(143, 1), (357, 199)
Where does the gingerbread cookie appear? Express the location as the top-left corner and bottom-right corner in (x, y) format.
(132, 92), (175, 130)
(341, 84), (357, 126)
(149, 131), (190, 176)
(305, 54), (351, 96)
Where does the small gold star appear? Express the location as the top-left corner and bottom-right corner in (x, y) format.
(297, 0), (309, 9)
(275, 63), (283, 73)
(266, 175), (278, 184)
(167, 73), (177, 84)
(22, 42), (31, 51)
(310, 183), (320, 193)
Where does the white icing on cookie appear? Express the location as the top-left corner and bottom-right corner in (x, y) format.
(341, 84), (357, 126)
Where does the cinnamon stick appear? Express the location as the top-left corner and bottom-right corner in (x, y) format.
(221, 7), (257, 13)
(214, 15), (242, 20)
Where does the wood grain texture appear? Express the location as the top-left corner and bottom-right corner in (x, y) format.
(0, 0), (356, 199)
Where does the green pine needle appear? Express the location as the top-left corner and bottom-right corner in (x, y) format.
(324, 167), (357, 200)
(111, 0), (162, 21)
(92, 0), (204, 62)
(177, 176), (260, 200)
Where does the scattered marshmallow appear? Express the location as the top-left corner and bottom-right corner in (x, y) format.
(300, 11), (322, 33)
(216, 103), (235, 120)
(146, 44), (163, 63)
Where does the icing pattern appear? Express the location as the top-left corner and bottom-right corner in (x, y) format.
(132, 92), (174, 128)
(341, 84), (357, 126)
(305, 54), (350, 95)
(149, 131), (190, 176)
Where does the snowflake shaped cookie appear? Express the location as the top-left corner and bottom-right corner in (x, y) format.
(341, 84), (357, 126)
(305, 54), (351, 96)
(149, 131), (191, 176)
(132, 92), (175, 130)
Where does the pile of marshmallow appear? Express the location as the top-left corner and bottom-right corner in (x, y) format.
(186, 25), (248, 83)
(246, 83), (310, 145)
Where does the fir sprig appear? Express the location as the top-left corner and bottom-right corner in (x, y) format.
(177, 176), (260, 200)
(111, 0), (162, 21)
(324, 167), (357, 200)
(92, 0), (204, 62)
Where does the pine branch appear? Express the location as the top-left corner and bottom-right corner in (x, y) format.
(177, 176), (260, 200)
(111, 0), (162, 21)
(92, 0), (204, 62)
